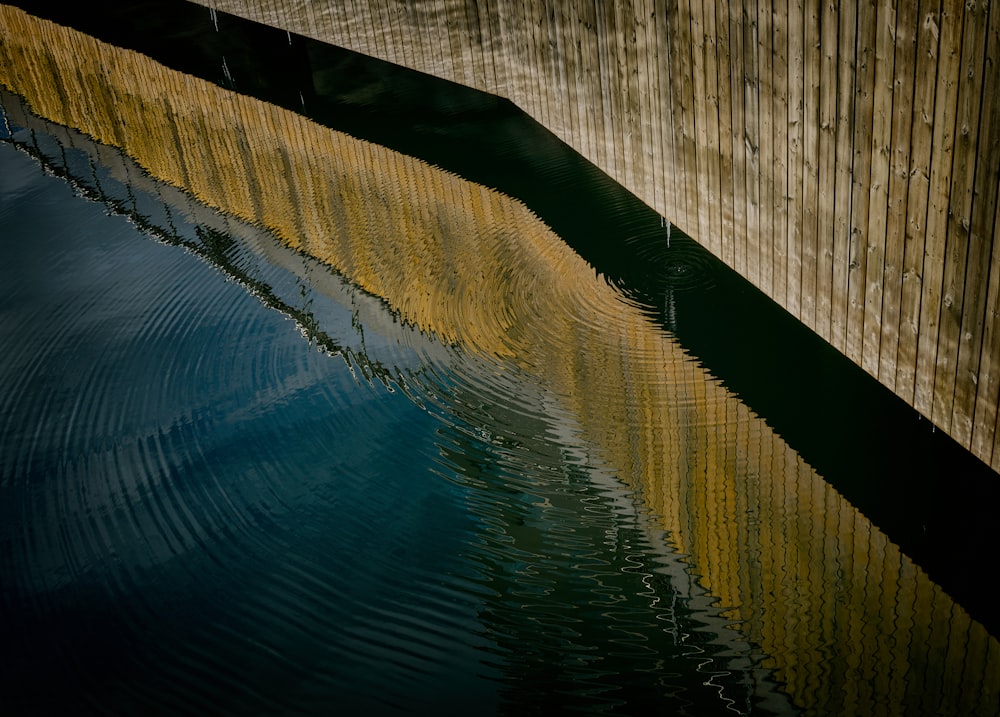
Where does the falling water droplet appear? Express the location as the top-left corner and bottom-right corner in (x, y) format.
(661, 215), (672, 249)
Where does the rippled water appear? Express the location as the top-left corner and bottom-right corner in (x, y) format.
(2, 3), (1000, 716)
(0, 115), (776, 716)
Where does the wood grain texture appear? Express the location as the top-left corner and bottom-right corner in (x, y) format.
(879, 0), (916, 393)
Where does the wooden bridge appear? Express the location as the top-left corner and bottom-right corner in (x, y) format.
(195, 0), (1000, 472)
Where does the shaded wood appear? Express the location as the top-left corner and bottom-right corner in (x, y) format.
(728, 0), (750, 277)
(831, 0), (857, 354)
(896, 0), (941, 403)
(972, 3), (1000, 470)
(743, 0), (762, 287)
(668, 0), (695, 230)
(610, 3), (631, 187)
(786, 0), (804, 319)
(800, 0), (822, 331)
(914, 0), (963, 417)
(701, 0), (725, 258)
(932, 0), (990, 437)
(757, 0), (774, 298)
(592, 1), (617, 176)
(652, 0), (681, 222)
(771, 0), (789, 309)
(964, 3), (1000, 454)
(634, 2), (656, 214)
(574, 2), (602, 169)
(879, 0), (917, 392)
(847, 0), (877, 367)
(816, 0), (839, 342)
(715, 0), (737, 266)
(623, 3), (645, 204)
(690, 0), (713, 245)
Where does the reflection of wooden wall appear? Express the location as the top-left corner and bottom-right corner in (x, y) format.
(2, 6), (999, 712)
(198, 0), (1000, 474)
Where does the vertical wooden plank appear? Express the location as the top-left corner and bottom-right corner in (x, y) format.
(702, 0), (724, 258)
(633, 1), (655, 211)
(558, 0), (575, 142)
(896, 0), (941, 403)
(410, 0), (433, 74)
(611, 2), (631, 188)
(494, 2), (519, 105)
(757, 0), (775, 298)
(652, 0), (681, 222)
(847, 0), (877, 368)
(592, 0), (615, 175)
(553, 4), (580, 155)
(446, 0), (469, 86)
(474, 0), (500, 91)
(576, 2), (606, 168)
(529, 2), (551, 132)
(786, 0), (804, 319)
(690, 0), (718, 254)
(831, 0), (857, 355)
(670, 0), (700, 231)
(382, 0), (410, 71)
(620, 2), (641, 205)
(586, 0), (609, 173)
(456, 0), (479, 85)
(990, 196), (1000, 472)
(575, 2), (602, 174)
(530, 2), (554, 138)
(728, 0), (749, 276)
(815, 0), (839, 342)
(972, 4), (1000, 465)
(512, 1), (536, 124)
(343, 0), (375, 61)
(487, 0), (513, 96)
(465, 0), (488, 88)
(771, 0), (789, 309)
(626, 3), (647, 204)
(716, 0), (737, 266)
(879, 0), (918, 393)
(799, 0), (822, 331)
(422, 0), (444, 86)
(743, 0), (762, 288)
(955, 2), (1000, 451)
(607, 3), (629, 186)
(560, 2), (581, 145)
(932, 0), (990, 438)
(913, 0), (963, 418)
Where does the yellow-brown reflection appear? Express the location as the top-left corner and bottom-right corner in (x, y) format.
(1, 6), (997, 713)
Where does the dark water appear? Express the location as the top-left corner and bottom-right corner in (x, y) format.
(2, 2), (1000, 715)
(0, 111), (779, 716)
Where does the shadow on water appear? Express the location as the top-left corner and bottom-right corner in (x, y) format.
(2, 1), (1000, 714)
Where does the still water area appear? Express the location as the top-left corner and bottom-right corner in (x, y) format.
(2, 2), (1000, 714)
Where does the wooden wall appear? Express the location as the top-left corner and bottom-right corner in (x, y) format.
(198, 0), (1000, 473)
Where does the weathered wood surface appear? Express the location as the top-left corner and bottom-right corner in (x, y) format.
(198, 0), (1000, 472)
